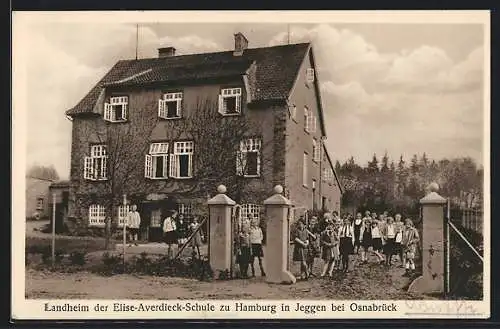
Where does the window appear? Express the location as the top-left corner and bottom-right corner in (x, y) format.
(240, 204), (261, 222)
(312, 179), (316, 190)
(117, 205), (130, 227)
(159, 92), (183, 119)
(150, 209), (162, 227)
(289, 104), (297, 121)
(323, 167), (334, 184)
(306, 68), (315, 84)
(312, 139), (321, 162)
(84, 145), (108, 181)
(303, 152), (308, 187)
(88, 204), (105, 227)
(104, 96), (128, 122)
(145, 142), (169, 179)
(304, 107), (317, 133)
(218, 88), (242, 115)
(170, 141), (194, 179)
(178, 203), (193, 217)
(236, 138), (262, 177)
(36, 197), (44, 210)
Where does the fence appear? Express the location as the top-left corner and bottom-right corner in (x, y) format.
(446, 203), (484, 300)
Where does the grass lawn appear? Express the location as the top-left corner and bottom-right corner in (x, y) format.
(25, 235), (118, 255)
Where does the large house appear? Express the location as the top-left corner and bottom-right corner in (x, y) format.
(65, 32), (343, 240)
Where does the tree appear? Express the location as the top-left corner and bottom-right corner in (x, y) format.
(27, 165), (60, 181)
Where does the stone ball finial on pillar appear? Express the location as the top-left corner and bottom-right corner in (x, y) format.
(428, 182), (439, 193)
(273, 185), (284, 195)
(217, 184), (227, 194)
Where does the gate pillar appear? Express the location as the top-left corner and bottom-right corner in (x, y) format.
(408, 182), (446, 295)
(263, 185), (296, 284)
(207, 185), (235, 275)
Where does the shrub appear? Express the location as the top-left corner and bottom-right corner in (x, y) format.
(69, 251), (87, 266)
(98, 252), (124, 276)
(133, 252), (152, 274)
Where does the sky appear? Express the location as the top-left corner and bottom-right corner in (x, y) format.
(16, 13), (487, 180)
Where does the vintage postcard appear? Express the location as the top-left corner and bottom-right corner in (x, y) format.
(12, 10), (490, 320)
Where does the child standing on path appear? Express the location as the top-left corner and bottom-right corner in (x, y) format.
(237, 224), (252, 279)
(249, 219), (266, 277)
(402, 218), (420, 276)
(306, 218), (321, 277)
(162, 210), (177, 259)
(292, 219), (310, 280)
(189, 216), (204, 259)
(320, 219), (339, 277)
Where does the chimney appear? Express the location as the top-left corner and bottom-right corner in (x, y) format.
(158, 47), (176, 58)
(233, 32), (248, 56)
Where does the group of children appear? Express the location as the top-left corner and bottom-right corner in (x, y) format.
(235, 214), (266, 278)
(161, 210), (205, 259)
(292, 210), (421, 280)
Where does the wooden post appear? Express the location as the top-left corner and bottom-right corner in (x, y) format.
(51, 193), (56, 267)
(122, 194), (127, 268)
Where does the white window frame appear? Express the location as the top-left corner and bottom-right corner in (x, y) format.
(84, 145), (108, 181)
(150, 209), (162, 228)
(304, 107), (317, 134)
(88, 204), (106, 227)
(104, 96), (128, 123)
(158, 92), (183, 119)
(236, 138), (262, 178)
(117, 204), (130, 228)
(218, 88), (242, 115)
(306, 68), (315, 84)
(170, 141), (194, 179)
(36, 197), (44, 211)
(178, 203), (193, 217)
(303, 152), (309, 187)
(323, 167), (334, 184)
(145, 142), (169, 180)
(240, 204), (261, 222)
(312, 138), (321, 163)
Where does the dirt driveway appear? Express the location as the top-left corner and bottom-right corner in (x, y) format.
(26, 256), (432, 300)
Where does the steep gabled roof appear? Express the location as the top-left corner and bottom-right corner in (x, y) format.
(66, 43), (311, 116)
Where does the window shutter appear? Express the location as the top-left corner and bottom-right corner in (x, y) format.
(236, 150), (244, 176)
(144, 154), (152, 178)
(162, 155), (168, 178)
(187, 153), (193, 178)
(218, 95), (224, 115)
(158, 99), (165, 118)
(122, 104), (128, 121)
(256, 151), (261, 176)
(176, 99), (182, 117)
(84, 156), (93, 180)
(169, 154), (177, 178)
(104, 103), (111, 121)
(236, 95), (242, 113)
(101, 156), (108, 179)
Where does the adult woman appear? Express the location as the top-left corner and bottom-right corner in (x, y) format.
(292, 219), (310, 280)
